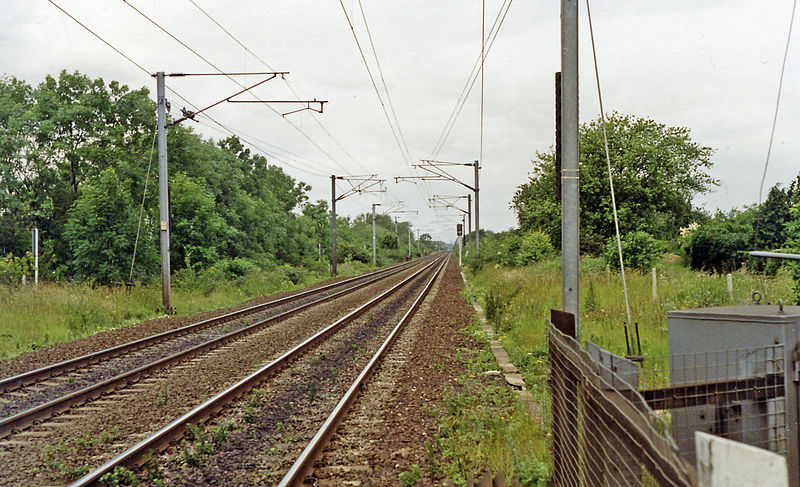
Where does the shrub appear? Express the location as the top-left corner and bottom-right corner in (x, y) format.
(682, 220), (750, 272)
(515, 231), (554, 266)
(603, 231), (661, 269)
(0, 252), (33, 285)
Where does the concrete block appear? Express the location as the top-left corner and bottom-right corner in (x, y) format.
(695, 431), (787, 487)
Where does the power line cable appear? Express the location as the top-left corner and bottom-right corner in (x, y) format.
(431, 0), (513, 159)
(429, 0), (509, 157)
(186, 0), (369, 174)
(122, 0), (355, 176)
(48, 0), (329, 180)
(335, 0), (428, 202)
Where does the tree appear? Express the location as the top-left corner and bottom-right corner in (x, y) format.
(64, 167), (154, 283)
(512, 113), (716, 253)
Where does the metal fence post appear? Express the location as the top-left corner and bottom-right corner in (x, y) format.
(784, 323), (800, 486)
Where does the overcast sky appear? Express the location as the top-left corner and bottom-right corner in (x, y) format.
(1, 1), (798, 242)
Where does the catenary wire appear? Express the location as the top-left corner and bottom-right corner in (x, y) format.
(431, 0), (513, 159)
(122, 0), (356, 176)
(47, 0), (329, 179)
(186, 0), (369, 174)
(335, 0), (429, 203)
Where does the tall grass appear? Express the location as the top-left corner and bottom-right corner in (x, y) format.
(0, 261), (372, 361)
(465, 256), (796, 392)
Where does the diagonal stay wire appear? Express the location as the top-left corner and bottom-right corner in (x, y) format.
(586, 0), (632, 327)
(754, 0), (797, 250)
(122, 0), (355, 176)
(187, 0), (369, 174)
(129, 125), (158, 283)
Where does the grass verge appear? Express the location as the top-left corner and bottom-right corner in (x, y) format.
(0, 261), (372, 361)
(428, 317), (550, 486)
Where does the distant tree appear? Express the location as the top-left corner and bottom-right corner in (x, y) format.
(682, 209), (754, 273)
(512, 113), (716, 253)
(753, 182), (800, 251)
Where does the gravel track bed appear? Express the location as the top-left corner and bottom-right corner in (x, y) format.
(0, 274), (359, 381)
(308, 258), (476, 486)
(0, 265), (413, 419)
(139, 262), (442, 486)
(0, 264), (424, 486)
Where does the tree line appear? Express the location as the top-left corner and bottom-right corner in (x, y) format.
(0, 70), (428, 285)
(504, 112), (800, 281)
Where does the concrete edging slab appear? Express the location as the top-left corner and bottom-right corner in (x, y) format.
(459, 270), (541, 420)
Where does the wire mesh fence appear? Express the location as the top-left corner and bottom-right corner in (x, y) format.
(549, 320), (697, 487)
(640, 344), (786, 464)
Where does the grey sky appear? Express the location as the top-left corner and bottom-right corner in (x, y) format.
(1, 1), (798, 242)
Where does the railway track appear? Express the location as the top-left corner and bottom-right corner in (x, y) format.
(61, 254), (449, 486)
(0, 258), (425, 441)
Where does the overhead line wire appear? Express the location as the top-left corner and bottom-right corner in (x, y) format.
(186, 0), (369, 174)
(430, 0), (512, 159)
(335, 0), (429, 203)
(353, 0), (436, 202)
(122, 0), (355, 176)
(47, 0), (329, 179)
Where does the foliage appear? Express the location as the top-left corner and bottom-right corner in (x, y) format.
(512, 113), (715, 253)
(515, 231), (554, 266)
(681, 209), (754, 273)
(99, 466), (138, 486)
(64, 167), (149, 284)
(602, 231), (661, 270)
(0, 252), (32, 284)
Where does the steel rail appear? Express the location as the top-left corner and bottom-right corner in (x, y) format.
(69, 254), (446, 487)
(0, 258), (420, 393)
(0, 258), (430, 439)
(279, 254), (448, 486)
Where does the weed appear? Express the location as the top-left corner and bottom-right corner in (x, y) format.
(222, 324), (230, 334)
(26, 467), (40, 477)
(99, 465), (139, 486)
(244, 405), (258, 423)
(306, 383), (319, 402)
(102, 426), (120, 443)
(211, 422), (233, 449)
(309, 352), (326, 366)
(181, 422), (215, 466)
(60, 463), (90, 480)
(66, 376), (76, 385)
(330, 366), (338, 377)
(142, 449), (163, 481)
(73, 434), (98, 450)
(155, 383), (169, 406)
(398, 464), (422, 486)
(276, 421), (286, 432)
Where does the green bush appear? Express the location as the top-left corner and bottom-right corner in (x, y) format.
(515, 231), (554, 266)
(603, 231), (661, 269)
(682, 219), (750, 272)
(0, 252), (33, 285)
